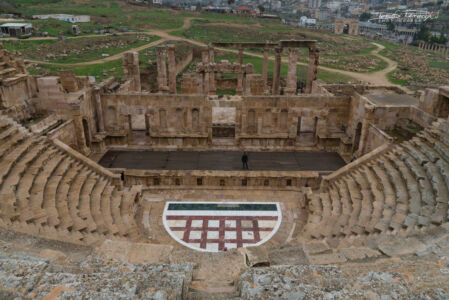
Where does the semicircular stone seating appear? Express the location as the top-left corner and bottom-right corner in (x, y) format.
(0, 116), (144, 246)
(304, 119), (449, 245)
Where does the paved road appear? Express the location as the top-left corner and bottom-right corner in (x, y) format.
(99, 150), (346, 171)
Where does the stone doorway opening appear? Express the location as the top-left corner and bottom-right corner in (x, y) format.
(296, 116), (318, 145)
(212, 107), (236, 146)
(129, 110), (151, 145)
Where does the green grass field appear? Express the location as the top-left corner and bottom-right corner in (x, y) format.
(3, 34), (159, 63)
(216, 53), (354, 84)
(3, 0), (421, 86)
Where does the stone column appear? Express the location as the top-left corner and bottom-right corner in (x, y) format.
(156, 46), (168, 92)
(94, 87), (105, 132)
(208, 47), (216, 95)
(201, 48), (209, 95)
(305, 48), (319, 94)
(238, 48), (244, 65)
(208, 46), (215, 63)
(262, 47), (269, 93)
(167, 44), (176, 94)
(208, 65), (216, 95)
(271, 47), (282, 95)
(201, 48), (209, 64)
(285, 48), (298, 96)
(236, 68), (244, 96)
(123, 52), (141, 92)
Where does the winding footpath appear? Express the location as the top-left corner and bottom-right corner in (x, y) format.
(2, 17), (403, 89)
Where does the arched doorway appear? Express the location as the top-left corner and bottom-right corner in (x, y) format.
(353, 122), (362, 153)
(82, 118), (91, 148)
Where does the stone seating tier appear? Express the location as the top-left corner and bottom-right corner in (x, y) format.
(0, 116), (143, 246)
(304, 120), (449, 244)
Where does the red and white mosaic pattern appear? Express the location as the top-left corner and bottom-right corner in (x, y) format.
(163, 202), (281, 252)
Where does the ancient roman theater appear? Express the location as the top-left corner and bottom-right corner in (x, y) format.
(0, 40), (449, 298)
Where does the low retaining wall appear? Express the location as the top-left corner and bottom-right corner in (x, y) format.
(321, 142), (393, 188)
(123, 169), (321, 190)
(52, 138), (123, 189)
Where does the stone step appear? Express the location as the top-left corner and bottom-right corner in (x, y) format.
(188, 279), (239, 300)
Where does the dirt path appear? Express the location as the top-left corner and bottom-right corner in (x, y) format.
(15, 18), (404, 89)
(27, 38), (167, 66)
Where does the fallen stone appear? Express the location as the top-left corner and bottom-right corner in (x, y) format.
(340, 247), (380, 260)
(38, 249), (67, 261)
(240, 246), (270, 267)
(308, 252), (347, 265)
(97, 239), (173, 264)
(304, 240), (331, 255)
(378, 237), (426, 257)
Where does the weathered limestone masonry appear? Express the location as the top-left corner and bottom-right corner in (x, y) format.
(1, 45), (449, 299)
(0, 45), (34, 121)
(122, 52), (141, 92)
(155, 44), (177, 93)
(124, 169), (321, 190)
(210, 40), (320, 95)
(334, 18), (359, 35)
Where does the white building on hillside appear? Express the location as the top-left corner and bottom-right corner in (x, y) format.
(33, 14), (90, 23)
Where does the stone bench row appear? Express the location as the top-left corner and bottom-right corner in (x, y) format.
(305, 123), (449, 241)
(0, 117), (143, 245)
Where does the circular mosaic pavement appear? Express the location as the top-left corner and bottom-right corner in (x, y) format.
(162, 202), (282, 252)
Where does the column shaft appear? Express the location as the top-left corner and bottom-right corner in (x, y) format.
(167, 44), (176, 94)
(272, 47), (282, 95)
(285, 48), (298, 96)
(305, 48), (319, 94)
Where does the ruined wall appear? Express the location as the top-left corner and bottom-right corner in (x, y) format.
(419, 87), (449, 119)
(216, 78), (238, 91)
(364, 124), (393, 155)
(124, 169), (321, 190)
(409, 106), (437, 128)
(101, 93), (212, 147)
(334, 19), (359, 35)
(100, 92), (352, 150)
(238, 95), (351, 148)
(47, 119), (79, 150)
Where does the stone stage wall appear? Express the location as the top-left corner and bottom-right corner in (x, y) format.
(120, 169), (321, 191)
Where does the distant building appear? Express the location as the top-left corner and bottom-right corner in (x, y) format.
(326, 1), (341, 11)
(153, 0), (162, 5)
(235, 6), (253, 14)
(307, 0), (321, 9)
(0, 23), (32, 37)
(317, 8), (331, 21)
(300, 16), (317, 26)
(33, 14), (90, 23)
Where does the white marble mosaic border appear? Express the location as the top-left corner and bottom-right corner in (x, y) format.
(162, 201), (282, 253)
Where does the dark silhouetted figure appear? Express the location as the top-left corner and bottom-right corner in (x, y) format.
(242, 152), (249, 170)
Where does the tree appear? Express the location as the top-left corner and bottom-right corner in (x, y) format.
(438, 32), (447, 45)
(227, 0), (235, 6)
(387, 20), (395, 31)
(258, 5), (265, 13)
(359, 12), (371, 22)
(415, 24), (431, 42)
